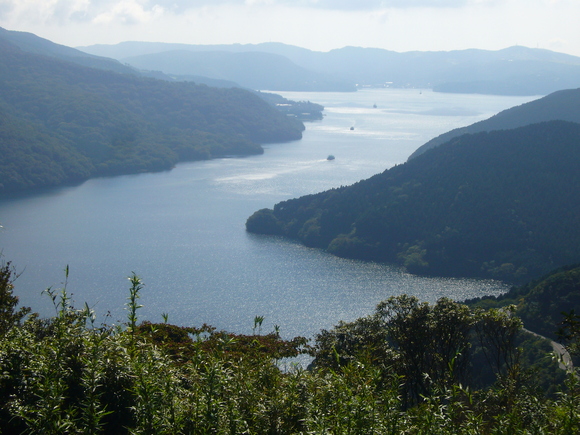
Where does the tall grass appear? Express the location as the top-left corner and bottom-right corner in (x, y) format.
(0, 270), (579, 434)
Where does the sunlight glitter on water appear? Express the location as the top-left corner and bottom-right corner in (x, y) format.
(0, 88), (537, 343)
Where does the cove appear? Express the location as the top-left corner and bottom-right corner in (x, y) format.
(0, 89), (539, 340)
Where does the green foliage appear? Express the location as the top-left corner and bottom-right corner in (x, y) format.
(473, 306), (522, 380)
(468, 263), (580, 342)
(310, 296), (520, 407)
(245, 208), (282, 235)
(0, 38), (304, 194)
(126, 273), (143, 339)
(248, 120), (580, 283)
(0, 261), (29, 335)
(0, 268), (578, 433)
(559, 310), (580, 358)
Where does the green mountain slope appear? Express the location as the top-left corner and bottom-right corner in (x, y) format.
(0, 27), (140, 76)
(0, 36), (304, 193)
(247, 120), (580, 283)
(410, 87), (580, 159)
(468, 263), (580, 341)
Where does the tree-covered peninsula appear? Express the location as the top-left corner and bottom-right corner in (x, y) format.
(247, 120), (580, 283)
(0, 35), (304, 194)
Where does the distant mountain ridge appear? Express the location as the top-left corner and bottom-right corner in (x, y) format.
(246, 116), (580, 283)
(121, 49), (356, 92)
(79, 41), (580, 95)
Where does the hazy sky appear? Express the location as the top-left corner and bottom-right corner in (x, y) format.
(0, 0), (578, 56)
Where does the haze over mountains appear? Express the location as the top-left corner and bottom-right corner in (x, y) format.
(0, 27), (142, 77)
(79, 41), (580, 96)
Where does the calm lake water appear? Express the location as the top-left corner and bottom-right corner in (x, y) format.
(0, 89), (538, 340)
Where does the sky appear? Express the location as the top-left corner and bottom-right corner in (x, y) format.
(0, 0), (578, 57)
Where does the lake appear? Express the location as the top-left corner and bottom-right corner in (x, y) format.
(0, 88), (538, 341)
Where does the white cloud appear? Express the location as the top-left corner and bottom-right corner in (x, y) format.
(0, 0), (474, 25)
(301, 0), (468, 9)
(0, 2), (15, 18)
(0, 0), (507, 32)
(1, 0), (93, 24)
(0, 0), (578, 58)
(92, 0), (164, 24)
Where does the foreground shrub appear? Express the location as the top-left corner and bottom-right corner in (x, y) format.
(0, 269), (578, 434)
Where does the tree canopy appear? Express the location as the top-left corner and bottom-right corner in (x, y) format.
(247, 120), (580, 282)
(0, 267), (575, 434)
(468, 263), (580, 342)
(0, 37), (304, 194)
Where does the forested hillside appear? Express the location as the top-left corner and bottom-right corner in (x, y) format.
(0, 27), (139, 76)
(409, 87), (580, 158)
(0, 36), (304, 193)
(468, 263), (580, 342)
(247, 120), (580, 283)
